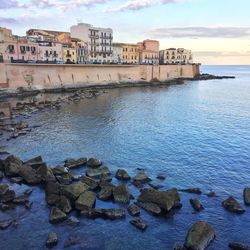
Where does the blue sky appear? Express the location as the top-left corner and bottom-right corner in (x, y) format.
(1, 0), (250, 64)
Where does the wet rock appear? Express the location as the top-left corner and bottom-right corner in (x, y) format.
(229, 242), (250, 250)
(98, 185), (113, 201)
(130, 217), (148, 231)
(24, 188), (33, 196)
(243, 188), (250, 205)
(157, 175), (166, 180)
(127, 204), (140, 216)
(133, 170), (151, 184)
(173, 243), (187, 250)
(10, 177), (23, 184)
(80, 176), (99, 190)
(46, 232), (58, 248)
(75, 191), (96, 210)
(36, 165), (54, 182)
(13, 194), (29, 204)
(87, 158), (102, 168)
(100, 172), (112, 182)
(0, 184), (9, 195)
(0, 220), (13, 230)
(135, 201), (162, 216)
(61, 182), (89, 201)
(18, 165), (42, 184)
(148, 182), (163, 190)
(45, 181), (60, 195)
(0, 186), (15, 203)
(0, 171), (3, 179)
(24, 155), (43, 165)
(137, 188), (180, 212)
(56, 195), (72, 214)
(179, 188), (202, 195)
(222, 197), (245, 214)
(115, 169), (130, 180)
(49, 207), (67, 224)
(64, 216), (80, 226)
(46, 194), (60, 206)
(190, 199), (204, 212)
(81, 208), (126, 220)
(64, 235), (81, 248)
(207, 191), (217, 197)
(56, 173), (72, 185)
(86, 166), (111, 179)
(3, 155), (22, 177)
(184, 221), (215, 250)
(64, 158), (87, 169)
(52, 165), (68, 176)
(113, 183), (130, 204)
(0, 203), (10, 211)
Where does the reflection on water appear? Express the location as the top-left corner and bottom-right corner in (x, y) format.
(0, 66), (250, 249)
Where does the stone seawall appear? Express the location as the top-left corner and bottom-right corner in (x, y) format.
(0, 63), (200, 90)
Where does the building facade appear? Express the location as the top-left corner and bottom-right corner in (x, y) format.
(159, 48), (193, 64)
(70, 23), (113, 63)
(62, 44), (77, 63)
(37, 41), (63, 62)
(112, 43), (123, 63)
(138, 39), (159, 64)
(118, 43), (139, 64)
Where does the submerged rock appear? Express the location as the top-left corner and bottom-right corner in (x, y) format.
(113, 183), (130, 204)
(13, 194), (29, 204)
(64, 235), (81, 248)
(157, 175), (166, 180)
(184, 221), (215, 250)
(64, 158), (87, 169)
(190, 199), (204, 212)
(49, 207), (67, 224)
(229, 242), (250, 250)
(222, 197), (245, 214)
(115, 169), (130, 180)
(75, 191), (96, 210)
(81, 208), (126, 220)
(46, 232), (58, 248)
(207, 191), (217, 197)
(64, 216), (80, 226)
(130, 217), (148, 231)
(179, 188), (202, 195)
(243, 188), (250, 206)
(87, 158), (102, 168)
(0, 220), (13, 230)
(133, 171), (151, 184)
(127, 204), (140, 216)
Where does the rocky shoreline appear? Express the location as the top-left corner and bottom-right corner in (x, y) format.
(0, 154), (249, 249)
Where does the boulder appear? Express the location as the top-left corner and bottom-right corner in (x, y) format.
(64, 216), (80, 226)
(24, 188), (33, 196)
(46, 232), (58, 248)
(113, 183), (130, 204)
(81, 208), (126, 220)
(36, 165), (55, 182)
(13, 194), (29, 204)
(190, 199), (204, 212)
(10, 177), (23, 184)
(137, 188), (180, 212)
(133, 171), (151, 184)
(130, 217), (148, 231)
(61, 182), (89, 201)
(229, 242), (250, 250)
(3, 155), (22, 177)
(56, 195), (72, 213)
(64, 158), (87, 169)
(46, 194), (60, 206)
(87, 158), (102, 168)
(135, 201), (161, 216)
(0, 185), (16, 203)
(127, 204), (140, 216)
(49, 207), (67, 224)
(98, 186), (113, 201)
(207, 191), (217, 197)
(115, 169), (130, 180)
(24, 155), (43, 165)
(222, 197), (245, 214)
(45, 181), (60, 195)
(243, 188), (250, 205)
(100, 172), (112, 182)
(80, 176), (99, 190)
(52, 165), (68, 176)
(157, 175), (166, 180)
(179, 188), (202, 195)
(184, 221), (215, 250)
(56, 173), (72, 185)
(75, 191), (96, 210)
(0, 171), (3, 179)
(18, 165), (42, 184)
(86, 166), (111, 179)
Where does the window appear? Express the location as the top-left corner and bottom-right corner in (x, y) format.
(26, 46), (30, 51)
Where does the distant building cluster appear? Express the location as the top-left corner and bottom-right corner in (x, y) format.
(0, 23), (193, 65)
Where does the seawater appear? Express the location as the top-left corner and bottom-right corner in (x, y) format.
(0, 65), (250, 249)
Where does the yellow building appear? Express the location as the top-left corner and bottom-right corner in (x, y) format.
(62, 43), (77, 63)
(117, 43), (139, 64)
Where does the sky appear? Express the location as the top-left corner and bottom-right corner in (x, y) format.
(0, 0), (250, 65)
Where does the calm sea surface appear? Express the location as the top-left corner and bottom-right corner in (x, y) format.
(0, 65), (250, 249)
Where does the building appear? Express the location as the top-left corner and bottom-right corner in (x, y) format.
(112, 43), (123, 63)
(117, 43), (139, 64)
(62, 43), (77, 63)
(159, 48), (193, 64)
(70, 23), (113, 63)
(37, 41), (63, 62)
(138, 39), (159, 64)
(0, 27), (14, 62)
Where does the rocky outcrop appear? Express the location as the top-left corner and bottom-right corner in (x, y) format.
(64, 158), (87, 169)
(113, 183), (130, 204)
(18, 165), (42, 184)
(115, 169), (130, 180)
(3, 155), (22, 177)
(190, 199), (204, 212)
(222, 197), (245, 214)
(49, 207), (67, 224)
(52, 165), (68, 176)
(127, 204), (140, 216)
(61, 182), (89, 201)
(229, 242), (250, 250)
(75, 191), (96, 210)
(184, 221), (215, 250)
(243, 188), (250, 206)
(87, 158), (102, 168)
(137, 188), (180, 212)
(130, 217), (148, 231)
(46, 232), (58, 248)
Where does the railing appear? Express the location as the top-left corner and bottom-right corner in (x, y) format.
(100, 42), (111, 46)
(89, 34), (99, 39)
(90, 42), (100, 46)
(100, 35), (113, 39)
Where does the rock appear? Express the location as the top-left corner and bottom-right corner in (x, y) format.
(100, 172), (112, 182)
(157, 175), (166, 180)
(52, 165), (68, 175)
(64, 216), (80, 226)
(25, 155), (43, 165)
(0, 203), (11, 211)
(115, 169), (130, 180)
(3, 155), (22, 177)
(64, 158), (87, 169)
(13, 194), (29, 204)
(0, 184), (9, 196)
(75, 191), (96, 210)
(207, 191), (217, 197)
(19, 165), (42, 185)
(36, 164), (53, 182)
(0, 171), (3, 179)
(24, 188), (33, 196)
(64, 235), (81, 248)
(10, 177), (23, 184)
(46, 232), (58, 248)
(135, 201), (162, 215)
(98, 186), (113, 201)
(127, 204), (140, 216)
(80, 176), (99, 190)
(229, 242), (250, 250)
(222, 197), (245, 214)
(190, 199), (204, 212)
(61, 182), (89, 201)
(86, 166), (111, 179)
(46, 194), (60, 206)
(184, 221), (215, 250)
(133, 171), (151, 184)
(56, 195), (72, 214)
(148, 182), (163, 190)
(113, 183), (130, 204)
(173, 243), (187, 250)
(49, 207), (67, 224)
(56, 173), (72, 185)
(0, 186), (16, 203)
(179, 188), (202, 195)
(25, 201), (32, 210)
(45, 181), (60, 196)
(0, 220), (13, 230)
(243, 188), (250, 205)
(130, 217), (148, 231)
(137, 188), (180, 212)
(81, 208), (126, 220)
(87, 158), (102, 168)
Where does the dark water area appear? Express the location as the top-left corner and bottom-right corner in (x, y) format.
(0, 65), (250, 249)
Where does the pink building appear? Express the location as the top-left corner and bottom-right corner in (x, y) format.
(37, 41), (63, 62)
(138, 39), (160, 64)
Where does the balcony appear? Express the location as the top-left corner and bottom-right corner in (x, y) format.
(90, 42), (100, 46)
(100, 35), (113, 39)
(100, 42), (111, 46)
(44, 53), (49, 57)
(53, 53), (58, 57)
(89, 34), (99, 39)
(66, 54), (71, 57)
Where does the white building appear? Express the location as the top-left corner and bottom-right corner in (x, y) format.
(112, 43), (123, 63)
(159, 48), (193, 64)
(70, 23), (113, 63)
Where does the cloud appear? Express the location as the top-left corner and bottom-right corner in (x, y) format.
(106, 0), (183, 12)
(0, 0), (25, 9)
(147, 27), (250, 38)
(0, 17), (19, 24)
(194, 51), (250, 57)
